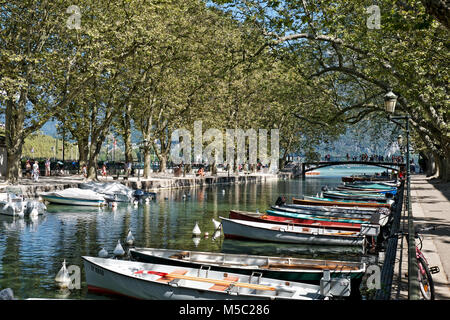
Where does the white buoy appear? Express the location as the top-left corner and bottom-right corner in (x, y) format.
(98, 247), (108, 258)
(182, 194), (186, 200)
(204, 232), (209, 238)
(144, 197), (150, 204)
(113, 240), (125, 257)
(29, 208), (39, 218)
(55, 260), (71, 289)
(222, 189), (225, 194)
(133, 199), (139, 206)
(126, 229), (135, 246)
(192, 222), (201, 236)
(192, 237), (200, 247)
(212, 229), (221, 241)
(212, 218), (221, 230)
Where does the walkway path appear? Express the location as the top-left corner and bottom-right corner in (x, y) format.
(391, 174), (450, 300)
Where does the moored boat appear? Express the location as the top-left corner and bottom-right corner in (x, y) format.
(322, 191), (390, 202)
(267, 208), (386, 227)
(41, 188), (106, 206)
(229, 210), (363, 231)
(293, 197), (392, 208)
(83, 256), (332, 300)
(220, 217), (369, 246)
(271, 205), (377, 221)
(129, 247), (366, 282)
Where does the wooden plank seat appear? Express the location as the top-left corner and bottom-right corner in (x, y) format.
(156, 269), (188, 283)
(209, 275), (239, 291)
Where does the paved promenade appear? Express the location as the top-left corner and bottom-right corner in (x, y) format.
(391, 174), (450, 300)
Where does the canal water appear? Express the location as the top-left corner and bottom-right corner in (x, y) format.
(0, 166), (381, 299)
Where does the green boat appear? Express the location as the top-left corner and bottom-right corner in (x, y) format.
(129, 247), (366, 282)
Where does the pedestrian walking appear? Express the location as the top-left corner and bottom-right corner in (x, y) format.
(102, 164), (107, 179)
(82, 164), (87, 179)
(32, 160), (39, 182)
(45, 158), (51, 176)
(25, 160), (32, 179)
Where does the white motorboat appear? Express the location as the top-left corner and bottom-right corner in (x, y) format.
(79, 182), (134, 202)
(82, 256), (351, 300)
(41, 188), (106, 206)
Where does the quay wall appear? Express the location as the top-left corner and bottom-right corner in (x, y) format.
(7, 174), (286, 199)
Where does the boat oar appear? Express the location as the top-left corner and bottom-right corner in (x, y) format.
(135, 270), (277, 291)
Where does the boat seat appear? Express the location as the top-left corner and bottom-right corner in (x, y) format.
(156, 269), (188, 283)
(209, 276), (239, 291)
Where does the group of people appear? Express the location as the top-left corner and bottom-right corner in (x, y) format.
(25, 159), (51, 182)
(342, 153), (405, 163)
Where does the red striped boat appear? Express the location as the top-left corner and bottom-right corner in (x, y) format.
(229, 210), (362, 232)
(292, 198), (392, 208)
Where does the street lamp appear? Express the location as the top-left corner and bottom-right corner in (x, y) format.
(384, 90), (420, 300)
(384, 90), (398, 114)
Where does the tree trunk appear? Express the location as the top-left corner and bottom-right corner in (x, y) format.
(87, 152), (98, 180)
(144, 149), (151, 179)
(159, 154), (167, 173)
(6, 148), (23, 184)
(77, 136), (89, 167)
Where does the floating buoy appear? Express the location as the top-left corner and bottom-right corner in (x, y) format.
(212, 229), (221, 241)
(182, 194), (186, 200)
(192, 237), (200, 247)
(113, 240), (125, 257)
(204, 232), (209, 238)
(192, 222), (201, 236)
(133, 199), (139, 206)
(222, 189), (225, 194)
(144, 197), (150, 204)
(126, 230), (135, 246)
(212, 218), (221, 230)
(55, 260), (71, 289)
(29, 208), (39, 218)
(98, 247), (108, 258)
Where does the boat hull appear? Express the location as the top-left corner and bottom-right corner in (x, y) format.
(41, 195), (105, 207)
(83, 257), (324, 300)
(129, 248), (366, 282)
(220, 217), (365, 247)
(229, 210), (362, 231)
(293, 198), (391, 208)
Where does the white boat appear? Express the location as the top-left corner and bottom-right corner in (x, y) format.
(129, 247), (366, 283)
(220, 217), (367, 247)
(79, 182), (134, 202)
(0, 192), (25, 217)
(83, 256), (341, 300)
(41, 188), (106, 206)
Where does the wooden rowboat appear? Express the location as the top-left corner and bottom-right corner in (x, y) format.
(270, 205), (376, 220)
(293, 197), (392, 208)
(277, 203), (382, 214)
(129, 247), (366, 282)
(220, 217), (368, 247)
(322, 191), (389, 202)
(82, 256), (330, 300)
(229, 210), (363, 231)
(266, 208), (385, 227)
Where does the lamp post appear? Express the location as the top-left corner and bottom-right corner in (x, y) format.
(384, 90), (420, 300)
